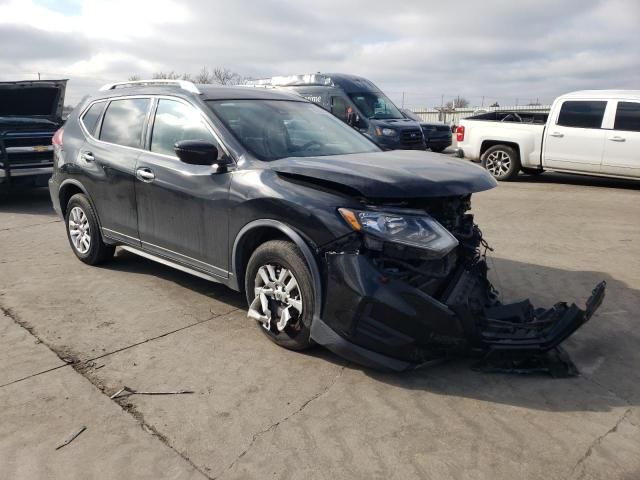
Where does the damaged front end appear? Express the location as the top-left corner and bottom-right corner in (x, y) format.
(312, 194), (605, 376)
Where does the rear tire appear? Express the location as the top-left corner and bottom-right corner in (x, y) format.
(481, 145), (521, 181)
(65, 193), (115, 265)
(245, 240), (315, 351)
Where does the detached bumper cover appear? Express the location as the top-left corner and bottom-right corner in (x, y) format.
(311, 252), (606, 373)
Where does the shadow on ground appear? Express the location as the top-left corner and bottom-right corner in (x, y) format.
(105, 249), (246, 310)
(512, 172), (640, 190)
(99, 248), (640, 413)
(0, 187), (55, 217)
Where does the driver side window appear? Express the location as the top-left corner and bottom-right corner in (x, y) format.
(150, 99), (218, 157)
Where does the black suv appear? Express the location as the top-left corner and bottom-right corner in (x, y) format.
(49, 80), (604, 372)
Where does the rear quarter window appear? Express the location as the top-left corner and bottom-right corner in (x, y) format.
(80, 101), (106, 136)
(614, 102), (640, 132)
(557, 101), (606, 129)
(99, 98), (150, 148)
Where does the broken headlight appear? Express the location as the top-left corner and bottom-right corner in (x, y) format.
(339, 208), (459, 258)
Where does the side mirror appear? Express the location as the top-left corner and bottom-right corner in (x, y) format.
(174, 140), (219, 166)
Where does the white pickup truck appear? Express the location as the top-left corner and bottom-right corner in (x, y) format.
(456, 90), (640, 181)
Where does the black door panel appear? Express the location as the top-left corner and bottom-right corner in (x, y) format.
(134, 153), (231, 275)
(79, 139), (141, 243)
(134, 98), (231, 276)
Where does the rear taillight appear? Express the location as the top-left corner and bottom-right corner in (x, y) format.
(52, 128), (64, 147)
(456, 125), (465, 142)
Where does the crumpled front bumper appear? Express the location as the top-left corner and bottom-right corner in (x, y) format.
(310, 252), (606, 373)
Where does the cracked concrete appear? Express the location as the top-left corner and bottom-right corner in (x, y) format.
(571, 409), (633, 478)
(1, 178), (640, 479)
(215, 366), (346, 479)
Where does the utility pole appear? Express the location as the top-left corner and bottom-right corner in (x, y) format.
(401, 92), (405, 108)
(37, 72), (41, 80)
(481, 96), (485, 108)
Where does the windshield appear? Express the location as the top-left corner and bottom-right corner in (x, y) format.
(207, 100), (380, 160)
(348, 91), (404, 120)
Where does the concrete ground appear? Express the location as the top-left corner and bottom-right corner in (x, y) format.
(1, 167), (639, 480)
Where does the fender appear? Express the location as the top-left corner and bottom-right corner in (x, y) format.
(231, 219), (323, 324)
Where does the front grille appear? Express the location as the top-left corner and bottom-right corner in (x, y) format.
(3, 132), (54, 148)
(1, 130), (55, 169)
(400, 128), (424, 149)
(1, 151), (52, 168)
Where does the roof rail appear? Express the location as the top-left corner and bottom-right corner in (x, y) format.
(99, 79), (201, 94)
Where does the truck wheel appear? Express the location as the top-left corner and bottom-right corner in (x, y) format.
(65, 193), (115, 265)
(481, 145), (521, 181)
(245, 240), (314, 351)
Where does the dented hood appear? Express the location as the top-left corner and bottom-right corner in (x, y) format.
(269, 150), (497, 198)
(0, 80), (67, 120)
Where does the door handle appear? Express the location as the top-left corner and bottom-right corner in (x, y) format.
(136, 168), (155, 182)
(549, 132), (564, 138)
(81, 152), (95, 162)
(608, 136), (626, 142)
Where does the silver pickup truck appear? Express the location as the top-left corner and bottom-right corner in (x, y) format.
(0, 80), (67, 189)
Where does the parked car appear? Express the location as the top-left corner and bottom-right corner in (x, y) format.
(0, 80), (67, 189)
(401, 108), (452, 152)
(49, 80), (605, 372)
(456, 90), (640, 181)
(246, 73), (426, 150)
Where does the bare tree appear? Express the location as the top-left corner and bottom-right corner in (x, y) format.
(128, 74), (140, 81)
(195, 67), (213, 84)
(152, 71), (181, 80)
(445, 96), (470, 109)
(212, 67), (243, 85)
(132, 67), (244, 85)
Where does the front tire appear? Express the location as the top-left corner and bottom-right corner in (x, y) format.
(481, 145), (521, 181)
(245, 240), (315, 351)
(65, 193), (115, 265)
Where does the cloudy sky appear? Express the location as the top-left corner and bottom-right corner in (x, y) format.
(1, 0), (638, 108)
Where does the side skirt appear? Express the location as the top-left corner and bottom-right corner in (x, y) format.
(119, 245), (225, 284)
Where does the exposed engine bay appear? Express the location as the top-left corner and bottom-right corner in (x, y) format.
(318, 194), (605, 376)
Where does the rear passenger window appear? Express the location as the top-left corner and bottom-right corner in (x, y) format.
(100, 98), (150, 148)
(81, 101), (105, 136)
(150, 99), (216, 157)
(614, 102), (640, 132)
(557, 101), (606, 129)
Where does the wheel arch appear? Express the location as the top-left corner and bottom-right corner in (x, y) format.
(231, 220), (323, 322)
(58, 179), (88, 216)
(480, 140), (521, 160)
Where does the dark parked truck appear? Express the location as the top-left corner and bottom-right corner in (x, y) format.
(246, 73), (426, 150)
(0, 80), (67, 189)
(49, 80), (605, 375)
(401, 108), (452, 152)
